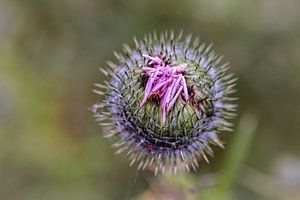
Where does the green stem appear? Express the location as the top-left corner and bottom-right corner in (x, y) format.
(203, 112), (259, 200)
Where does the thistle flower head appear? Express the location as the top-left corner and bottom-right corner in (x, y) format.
(93, 31), (237, 174)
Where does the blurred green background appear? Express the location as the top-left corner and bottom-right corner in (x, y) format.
(1, 0), (300, 199)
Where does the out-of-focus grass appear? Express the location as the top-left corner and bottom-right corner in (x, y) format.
(202, 112), (259, 200)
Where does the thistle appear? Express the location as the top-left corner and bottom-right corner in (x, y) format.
(92, 31), (237, 174)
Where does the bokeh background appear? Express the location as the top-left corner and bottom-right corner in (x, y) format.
(1, 0), (300, 199)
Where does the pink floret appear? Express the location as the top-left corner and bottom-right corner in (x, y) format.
(141, 54), (189, 124)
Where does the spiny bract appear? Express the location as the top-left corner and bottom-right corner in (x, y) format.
(92, 31), (237, 175)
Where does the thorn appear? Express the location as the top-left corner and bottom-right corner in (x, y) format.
(93, 89), (104, 95)
(99, 68), (109, 76)
(133, 36), (139, 48)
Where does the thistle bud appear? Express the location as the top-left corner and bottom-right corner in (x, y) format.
(92, 31), (237, 174)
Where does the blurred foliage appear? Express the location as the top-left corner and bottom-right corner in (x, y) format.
(1, 0), (300, 199)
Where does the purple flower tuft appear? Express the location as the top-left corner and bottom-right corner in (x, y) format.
(140, 54), (189, 125)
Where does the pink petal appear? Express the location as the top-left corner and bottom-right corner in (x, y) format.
(161, 107), (167, 125)
(163, 84), (173, 109)
(152, 79), (172, 93)
(167, 86), (183, 112)
(181, 76), (189, 101)
(170, 75), (182, 99)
